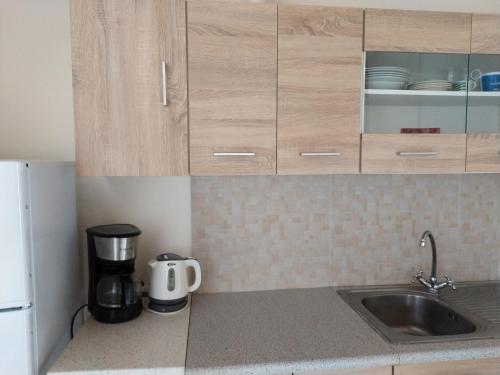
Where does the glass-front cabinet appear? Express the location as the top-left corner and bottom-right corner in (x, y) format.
(362, 51), (470, 174)
(361, 10), (500, 174)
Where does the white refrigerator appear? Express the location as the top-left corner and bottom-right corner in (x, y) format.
(0, 161), (80, 375)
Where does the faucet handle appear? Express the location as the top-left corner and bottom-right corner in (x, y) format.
(444, 275), (457, 290)
(412, 269), (424, 283)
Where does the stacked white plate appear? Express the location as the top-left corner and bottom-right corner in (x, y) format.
(366, 66), (410, 90)
(407, 80), (452, 91)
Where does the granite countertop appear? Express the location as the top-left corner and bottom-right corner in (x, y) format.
(49, 286), (500, 375)
(186, 287), (500, 375)
(186, 288), (399, 375)
(48, 305), (190, 375)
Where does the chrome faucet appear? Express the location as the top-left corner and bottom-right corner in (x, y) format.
(413, 230), (457, 293)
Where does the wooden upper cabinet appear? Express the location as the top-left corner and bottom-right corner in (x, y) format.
(471, 14), (500, 54)
(364, 9), (472, 53)
(277, 4), (363, 175)
(188, 1), (277, 175)
(70, 0), (188, 176)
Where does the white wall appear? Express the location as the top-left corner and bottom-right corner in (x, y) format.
(77, 177), (192, 282)
(0, 0), (75, 161)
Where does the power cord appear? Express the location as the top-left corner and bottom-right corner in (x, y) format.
(70, 304), (88, 339)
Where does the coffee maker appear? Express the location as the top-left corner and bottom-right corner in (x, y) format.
(87, 224), (142, 323)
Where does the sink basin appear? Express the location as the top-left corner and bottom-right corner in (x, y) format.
(338, 287), (482, 343)
(362, 294), (476, 337)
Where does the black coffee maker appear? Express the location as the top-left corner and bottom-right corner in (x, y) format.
(87, 224), (142, 323)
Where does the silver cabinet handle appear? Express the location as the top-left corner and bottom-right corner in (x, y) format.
(162, 61), (168, 107)
(397, 152), (437, 157)
(300, 152), (341, 157)
(213, 152), (256, 157)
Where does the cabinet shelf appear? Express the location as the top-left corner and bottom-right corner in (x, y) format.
(365, 89), (466, 97)
(365, 89), (500, 98)
(468, 91), (500, 97)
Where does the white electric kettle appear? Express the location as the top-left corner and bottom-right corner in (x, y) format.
(147, 253), (201, 314)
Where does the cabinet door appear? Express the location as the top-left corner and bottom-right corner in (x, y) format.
(467, 134), (500, 173)
(277, 4), (362, 175)
(364, 9), (472, 53)
(71, 0), (188, 176)
(395, 358), (500, 375)
(471, 14), (500, 54)
(188, 1), (277, 175)
(466, 52), (500, 173)
(361, 134), (466, 174)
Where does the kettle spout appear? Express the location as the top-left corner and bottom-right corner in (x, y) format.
(148, 259), (157, 269)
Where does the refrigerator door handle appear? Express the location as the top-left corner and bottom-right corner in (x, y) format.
(0, 303), (32, 313)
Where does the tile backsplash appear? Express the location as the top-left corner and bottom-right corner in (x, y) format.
(192, 175), (500, 293)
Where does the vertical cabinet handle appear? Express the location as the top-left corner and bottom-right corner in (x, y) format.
(162, 61), (168, 107)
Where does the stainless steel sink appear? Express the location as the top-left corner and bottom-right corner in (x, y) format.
(338, 284), (500, 344)
(362, 294), (476, 337)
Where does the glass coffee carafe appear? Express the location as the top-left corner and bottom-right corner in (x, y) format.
(96, 274), (141, 309)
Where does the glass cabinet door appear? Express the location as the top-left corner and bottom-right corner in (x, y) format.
(466, 54), (500, 133)
(465, 54), (500, 173)
(364, 52), (470, 134)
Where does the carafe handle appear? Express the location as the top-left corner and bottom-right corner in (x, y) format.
(185, 258), (202, 293)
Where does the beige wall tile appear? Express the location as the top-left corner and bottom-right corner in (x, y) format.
(192, 176), (331, 293)
(330, 175), (460, 286)
(458, 174), (500, 281)
(193, 174), (500, 293)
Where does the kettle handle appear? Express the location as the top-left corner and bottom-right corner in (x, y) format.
(185, 258), (202, 293)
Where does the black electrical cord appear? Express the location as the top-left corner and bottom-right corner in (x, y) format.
(70, 304), (88, 339)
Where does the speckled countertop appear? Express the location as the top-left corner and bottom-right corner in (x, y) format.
(48, 305), (190, 375)
(186, 287), (500, 375)
(49, 286), (500, 375)
(186, 288), (399, 375)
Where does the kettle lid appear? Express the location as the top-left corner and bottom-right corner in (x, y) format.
(156, 253), (186, 261)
